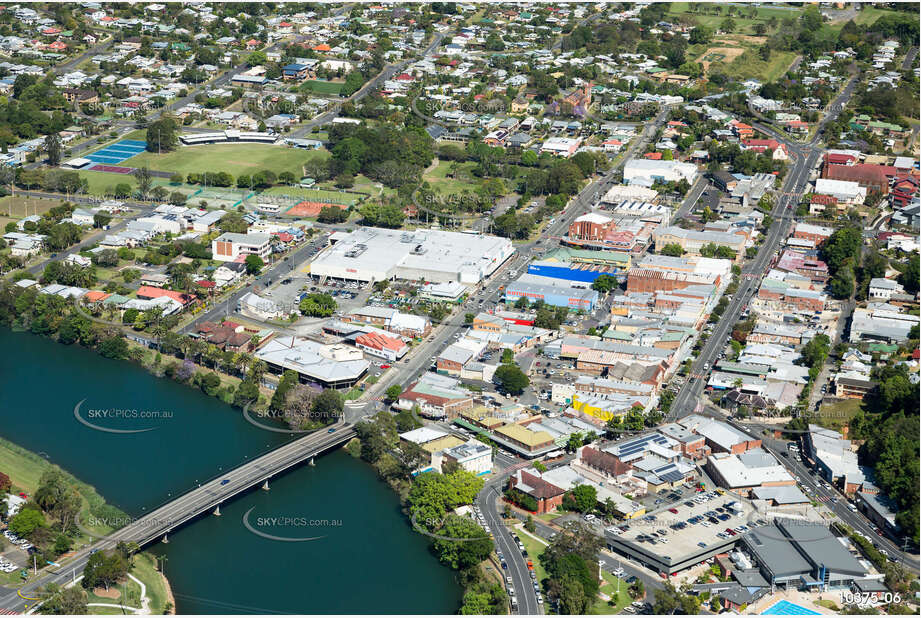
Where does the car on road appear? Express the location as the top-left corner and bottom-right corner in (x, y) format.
(327, 428), (336, 433)
(220, 479), (230, 486)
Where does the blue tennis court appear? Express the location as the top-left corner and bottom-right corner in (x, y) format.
(85, 139), (147, 165)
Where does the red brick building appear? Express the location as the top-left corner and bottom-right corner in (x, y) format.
(626, 268), (721, 293)
(507, 470), (565, 514)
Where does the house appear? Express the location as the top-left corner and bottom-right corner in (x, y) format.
(136, 286), (196, 308)
(238, 292), (283, 320)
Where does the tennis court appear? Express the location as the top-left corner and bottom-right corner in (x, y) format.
(89, 164), (135, 174)
(86, 139), (148, 166)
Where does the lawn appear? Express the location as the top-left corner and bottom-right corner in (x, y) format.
(132, 552), (170, 614)
(814, 398), (864, 432)
(422, 160), (481, 196)
(590, 571), (633, 615)
(120, 144), (327, 177)
(301, 80), (343, 95)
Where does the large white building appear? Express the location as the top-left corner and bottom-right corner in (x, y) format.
(814, 178), (866, 205)
(309, 227), (515, 284)
(623, 159), (698, 185)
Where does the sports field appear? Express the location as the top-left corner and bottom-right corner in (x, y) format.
(120, 144), (328, 177)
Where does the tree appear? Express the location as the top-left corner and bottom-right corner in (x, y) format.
(299, 293), (337, 317)
(0, 471), (10, 493)
(44, 133), (62, 166)
(653, 583), (701, 615)
(36, 583), (87, 615)
(431, 514), (492, 569)
(9, 507), (45, 537)
(591, 274), (616, 293)
(493, 363), (529, 395)
(145, 115), (179, 153)
(385, 385), (402, 402)
(244, 254), (264, 274)
(661, 243), (685, 257)
(82, 549), (129, 592)
(98, 336), (129, 360)
(133, 166), (153, 198)
(562, 484), (597, 513)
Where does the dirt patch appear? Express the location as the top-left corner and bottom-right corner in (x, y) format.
(93, 587), (121, 600)
(716, 35), (767, 45)
(698, 46), (746, 72)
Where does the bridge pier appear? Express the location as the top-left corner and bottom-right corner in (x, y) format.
(308, 457), (315, 466)
(162, 534), (169, 544)
(262, 480), (270, 491)
(214, 504), (221, 517)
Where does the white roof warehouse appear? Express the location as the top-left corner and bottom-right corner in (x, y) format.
(309, 227), (515, 284)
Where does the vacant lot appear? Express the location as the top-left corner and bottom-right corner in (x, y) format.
(698, 46), (746, 73)
(301, 80), (343, 95)
(121, 144), (327, 177)
(815, 398), (864, 432)
(723, 48), (798, 82)
(0, 196), (71, 228)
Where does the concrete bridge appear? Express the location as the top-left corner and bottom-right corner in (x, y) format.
(1, 422), (355, 613)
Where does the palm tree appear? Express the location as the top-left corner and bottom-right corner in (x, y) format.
(234, 352), (253, 376)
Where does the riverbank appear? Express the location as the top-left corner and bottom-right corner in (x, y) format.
(0, 437), (173, 612)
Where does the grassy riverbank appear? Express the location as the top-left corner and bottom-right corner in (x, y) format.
(0, 437), (172, 612)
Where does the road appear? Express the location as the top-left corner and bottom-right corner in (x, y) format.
(0, 421), (354, 613)
(290, 32), (445, 139)
(478, 477), (541, 616)
(671, 72), (859, 419)
(669, 145), (819, 420)
(178, 232), (331, 335)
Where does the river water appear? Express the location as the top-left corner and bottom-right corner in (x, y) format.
(0, 330), (461, 613)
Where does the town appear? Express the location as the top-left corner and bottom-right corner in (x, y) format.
(0, 2), (918, 616)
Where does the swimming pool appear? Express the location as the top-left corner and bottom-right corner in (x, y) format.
(761, 599), (821, 615)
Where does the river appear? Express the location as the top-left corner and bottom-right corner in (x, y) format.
(0, 330), (461, 613)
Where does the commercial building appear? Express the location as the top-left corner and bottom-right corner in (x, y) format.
(345, 306), (431, 338)
(623, 159), (698, 184)
(805, 425), (876, 494)
(255, 336), (369, 389)
(741, 520), (870, 591)
(354, 331), (408, 361)
(652, 226), (748, 257)
(438, 441), (493, 476)
(504, 273), (599, 310)
(396, 373), (474, 420)
(309, 227), (514, 284)
(705, 450), (796, 496)
(211, 232), (272, 262)
(814, 178), (867, 204)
